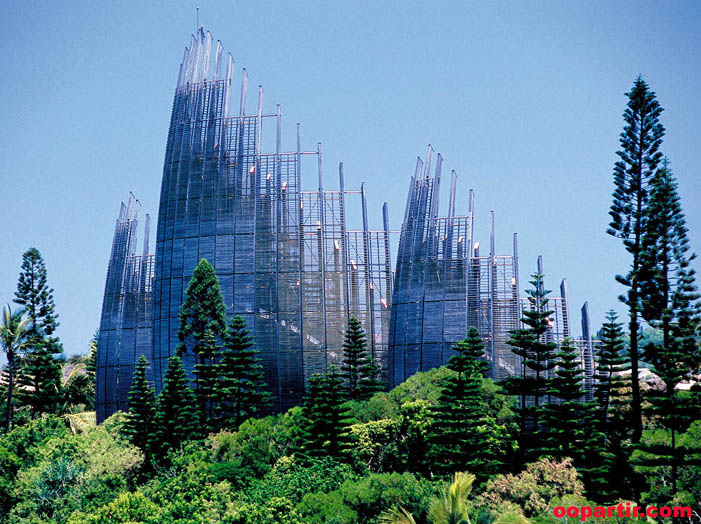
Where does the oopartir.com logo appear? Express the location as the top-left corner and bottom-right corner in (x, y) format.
(553, 503), (692, 521)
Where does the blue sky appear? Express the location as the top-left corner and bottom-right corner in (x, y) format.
(1, 1), (699, 358)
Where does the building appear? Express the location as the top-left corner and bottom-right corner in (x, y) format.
(96, 28), (596, 421)
(387, 146), (521, 387)
(96, 194), (154, 422)
(96, 28), (392, 421)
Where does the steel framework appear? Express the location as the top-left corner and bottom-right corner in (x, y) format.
(96, 193), (154, 422)
(96, 28), (391, 420)
(96, 28), (597, 421)
(387, 147), (521, 387)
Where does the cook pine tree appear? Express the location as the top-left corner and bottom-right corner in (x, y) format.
(429, 327), (501, 480)
(607, 76), (665, 442)
(634, 159), (701, 497)
(178, 258), (227, 429)
(541, 338), (606, 497)
(124, 355), (156, 458)
(341, 316), (384, 401)
(298, 366), (353, 461)
(594, 310), (634, 500)
(14, 248), (64, 416)
(153, 356), (199, 459)
(594, 311), (631, 437)
(217, 315), (270, 429)
(503, 272), (558, 460)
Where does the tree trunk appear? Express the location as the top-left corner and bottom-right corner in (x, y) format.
(4, 350), (14, 432)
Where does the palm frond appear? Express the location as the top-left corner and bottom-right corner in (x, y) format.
(379, 506), (417, 524)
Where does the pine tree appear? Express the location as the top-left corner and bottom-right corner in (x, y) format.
(503, 272), (558, 459)
(640, 159), (701, 373)
(341, 316), (369, 400)
(178, 258), (227, 429)
(593, 311), (635, 500)
(542, 339), (611, 498)
(153, 356), (198, 458)
(359, 355), (386, 398)
(429, 327), (500, 480)
(633, 160), (701, 497)
(341, 316), (386, 401)
(14, 248), (63, 416)
(217, 315), (270, 429)
(297, 366), (353, 460)
(193, 328), (220, 434)
(123, 355), (155, 458)
(541, 338), (591, 457)
(607, 77), (665, 442)
(178, 259), (227, 356)
(594, 311), (631, 437)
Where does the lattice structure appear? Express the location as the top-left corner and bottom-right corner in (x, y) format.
(388, 147), (521, 387)
(96, 28), (392, 420)
(577, 301), (597, 402)
(96, 193), (154, 422)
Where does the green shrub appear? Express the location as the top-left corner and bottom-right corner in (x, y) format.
(66, 492), (164, 524)
(298, 472), (438, 524)
(244, 456), (357, 505)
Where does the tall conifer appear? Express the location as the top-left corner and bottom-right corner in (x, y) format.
(217, 315), (270, 429)
(178, 259), (227, 429)
(359, 355), (386, 398)
(341, 316), (369, 400)
(298, 366), (353, 460)
(124, 355), (155, 458)
(633, 159), (701, 497)
(194, 328), (220, 433)
(153, 356), (198, 458)
(429, 327), (500, 479)
(594, 311), (631, 437)
(541, 338), (594, 457)
(608, 76), (665, 442)
(593, 311), (635, 500)
(503, 272), (558, 459)
(178, 259), (227, 356)
(341, 316), (386, 400)
(14, 248), (63, 415)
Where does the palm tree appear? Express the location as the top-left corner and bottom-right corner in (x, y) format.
(1, 304), (32, 432)
(380, 506), (417, 524)
(381, 472), (530, 524)
(428, 472), (475, 524)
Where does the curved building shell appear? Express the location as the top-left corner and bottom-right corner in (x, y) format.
(96, 28), (392, 421)
(388, 147), (521, 387)
(96, 194), (154, 422)
(96, 28), (596, 421)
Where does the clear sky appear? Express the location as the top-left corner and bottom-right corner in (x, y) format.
(1, 1), (699, 359)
